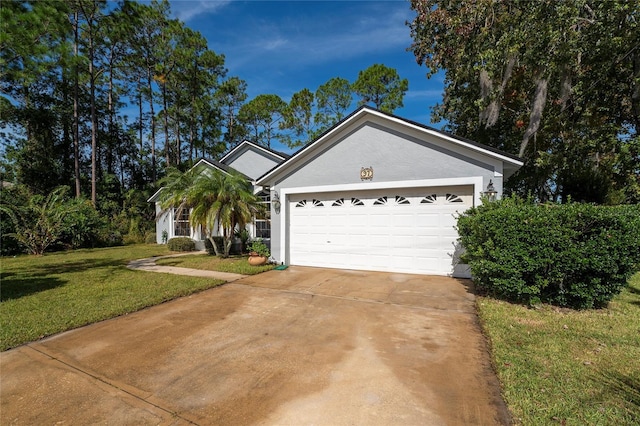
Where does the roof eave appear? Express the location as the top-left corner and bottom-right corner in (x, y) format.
(257, 106), (524, 185)
(219, 140), (289, 165)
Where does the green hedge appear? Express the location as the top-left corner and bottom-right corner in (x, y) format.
(457, 197), (640, 309)
(167, 237), (195, 252)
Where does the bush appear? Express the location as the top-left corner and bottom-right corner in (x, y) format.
(457, 197), (640, 309)
(58, 198), (108, 249)
(167, 237), (195, 252)
(144, 231), (157, 244)
(248, 239), (270, 258)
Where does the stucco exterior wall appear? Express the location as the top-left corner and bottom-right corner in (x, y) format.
(155, 203), (171, 245)
(273, 123), (500, 190)
(224, 148), (281, 180)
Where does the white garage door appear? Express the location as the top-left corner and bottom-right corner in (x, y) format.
(288, 186), (473, 276)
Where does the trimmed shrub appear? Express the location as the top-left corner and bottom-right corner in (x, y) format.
(167, 237), (195, 252)
(457, 197), (640, 309)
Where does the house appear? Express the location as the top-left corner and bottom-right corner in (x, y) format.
(256, 107), (523, 278)
(150, 106), (523, 277)
(147, 141), (288, 249)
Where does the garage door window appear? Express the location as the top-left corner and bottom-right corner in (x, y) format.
(421, 194), (437, 204)
(446, 194), (464, 203)
(395, 196), (410, 205)
(374, 196), (387, 205)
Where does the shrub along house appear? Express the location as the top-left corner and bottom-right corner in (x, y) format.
(150, 107), (522, 277)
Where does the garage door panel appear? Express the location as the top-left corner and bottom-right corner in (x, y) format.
(391, 235), (413, 248)
(369, 235), (390, 248)
(288, 186), (472, 275)
(391, 214), (413, 227)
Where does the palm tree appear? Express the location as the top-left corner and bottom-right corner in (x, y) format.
(157, 167), (198, 215)
(158, 168), (264, 257)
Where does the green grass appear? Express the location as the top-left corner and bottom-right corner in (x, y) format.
(155, 254), (276, 275)
(477, 272), (640, 425)
(0, 245), (225, 351)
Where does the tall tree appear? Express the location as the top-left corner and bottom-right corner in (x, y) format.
(216, 76), (248, 148)
(352, 63), (408, 113)
(315, 77), (353, 135)
(238, 94), (287, 148)
(76, 0), (106, 206)
(0, 1), (71, 194)
(280, 88), (315, 148)
(409, 0), (640, 203)
(69, 8), (82, 197)
(167, 27), (226, 164)
(131, 0), (172, 182)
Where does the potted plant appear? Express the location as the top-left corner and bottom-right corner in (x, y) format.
(247, 239), (270, 266)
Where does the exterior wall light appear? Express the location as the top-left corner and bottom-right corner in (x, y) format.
(483, 180), (498, 202)
(272, 190), (281, 214)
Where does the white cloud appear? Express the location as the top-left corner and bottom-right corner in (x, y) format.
(225, 4), (413, 70)
(405, 89), (443, 99)
(171, 0), (232, 22)
(262, 37), (288, 51)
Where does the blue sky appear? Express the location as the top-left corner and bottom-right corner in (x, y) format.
(166, 0), (445, 153)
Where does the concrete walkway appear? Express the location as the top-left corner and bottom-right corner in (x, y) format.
(126, 251), (248, 282)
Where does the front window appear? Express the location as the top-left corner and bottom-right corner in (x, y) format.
(255, 192), (271, 239)
(174, 208), (190, 237)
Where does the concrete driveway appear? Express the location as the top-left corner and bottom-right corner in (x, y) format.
(1, 267), (510, 425)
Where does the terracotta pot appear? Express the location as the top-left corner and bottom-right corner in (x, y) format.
(248, 255), (268, 266)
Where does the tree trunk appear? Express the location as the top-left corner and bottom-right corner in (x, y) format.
(147, 69), (156, 182)
(107, 48), (115, 175)
(89, 24), (97, 206)
(72, 11), (81, 198)
(163, 82), (170, 167)
(189, 116), (194, 163)
(137, 76), (144, 160)
(208, 236), (221, 257)
(175, 104), (182, 166)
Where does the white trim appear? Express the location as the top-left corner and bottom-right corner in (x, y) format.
(278, 176), (483, 266)
(194, 158), (231, 175)
(257, 108), (523, 185)
(364, 109), (523, 166)
(149, 160), (231, 203)
(220, 140), (287, 164)
(147, 188), (164, 203)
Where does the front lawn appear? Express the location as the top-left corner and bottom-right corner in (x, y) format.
(478, 272), (640, 425)
(155, 254), (276, 275)
(0, 245), (225, 351)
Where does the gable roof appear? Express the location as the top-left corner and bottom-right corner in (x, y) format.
(147, 158), (250, 203)
(256, 106), (523, 185)
(192, 157), (246, 176)
(219, 140), (290, 165)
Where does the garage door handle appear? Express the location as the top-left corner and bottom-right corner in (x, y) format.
(327, 241), (331, 243)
